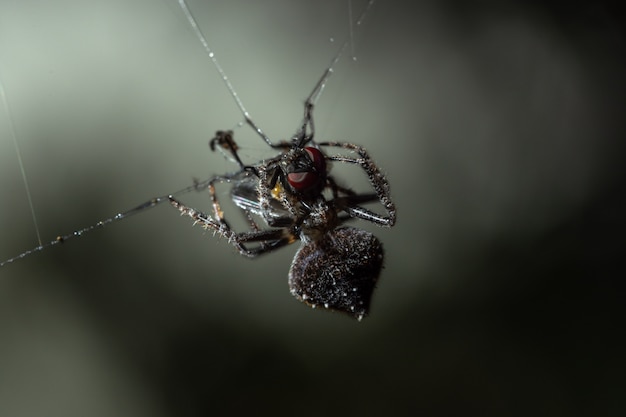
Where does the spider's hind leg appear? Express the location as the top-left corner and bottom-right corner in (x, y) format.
(319, 142), (396, 227)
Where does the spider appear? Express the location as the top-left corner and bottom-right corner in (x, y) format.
(1, 0), (394, 320)
(171, 94), (396, 320)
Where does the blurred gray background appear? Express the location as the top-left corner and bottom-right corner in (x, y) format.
(1, 0), (624, 416)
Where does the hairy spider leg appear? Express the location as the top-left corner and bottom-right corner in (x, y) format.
(169, 196), (296, 258)
(318, 141), (396, 227)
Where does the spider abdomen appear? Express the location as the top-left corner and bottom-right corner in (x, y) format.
(288, 227), (384, 321)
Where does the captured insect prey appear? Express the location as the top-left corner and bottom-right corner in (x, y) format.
(1, 0), (396, 320)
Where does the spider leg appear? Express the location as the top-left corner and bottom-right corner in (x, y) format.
(238, 207), (274, 252)
(319, 142), (396, 226)
(328, 187), (391, 226)
(172, 171), (295, 257)
(169, 197), (297, 257)
(327, 177), (385, 224)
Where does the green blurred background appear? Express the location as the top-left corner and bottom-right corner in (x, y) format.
(1, 0), (624, 416)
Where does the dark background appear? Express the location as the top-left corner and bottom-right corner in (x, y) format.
(1, 0), (624, 416)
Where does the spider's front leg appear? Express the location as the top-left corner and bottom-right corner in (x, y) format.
(169, 172), (297, 257)
(169, 197), (296, 257)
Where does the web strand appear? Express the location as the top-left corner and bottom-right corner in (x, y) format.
(349, 0), (356, 61)
(0, 71), (42, 247)
(177, 0), (272, 146)
(305, 0), (375, 107)
(0, 180), (212, 267)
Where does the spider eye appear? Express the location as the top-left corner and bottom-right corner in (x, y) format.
(287, 147), (326, 191)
